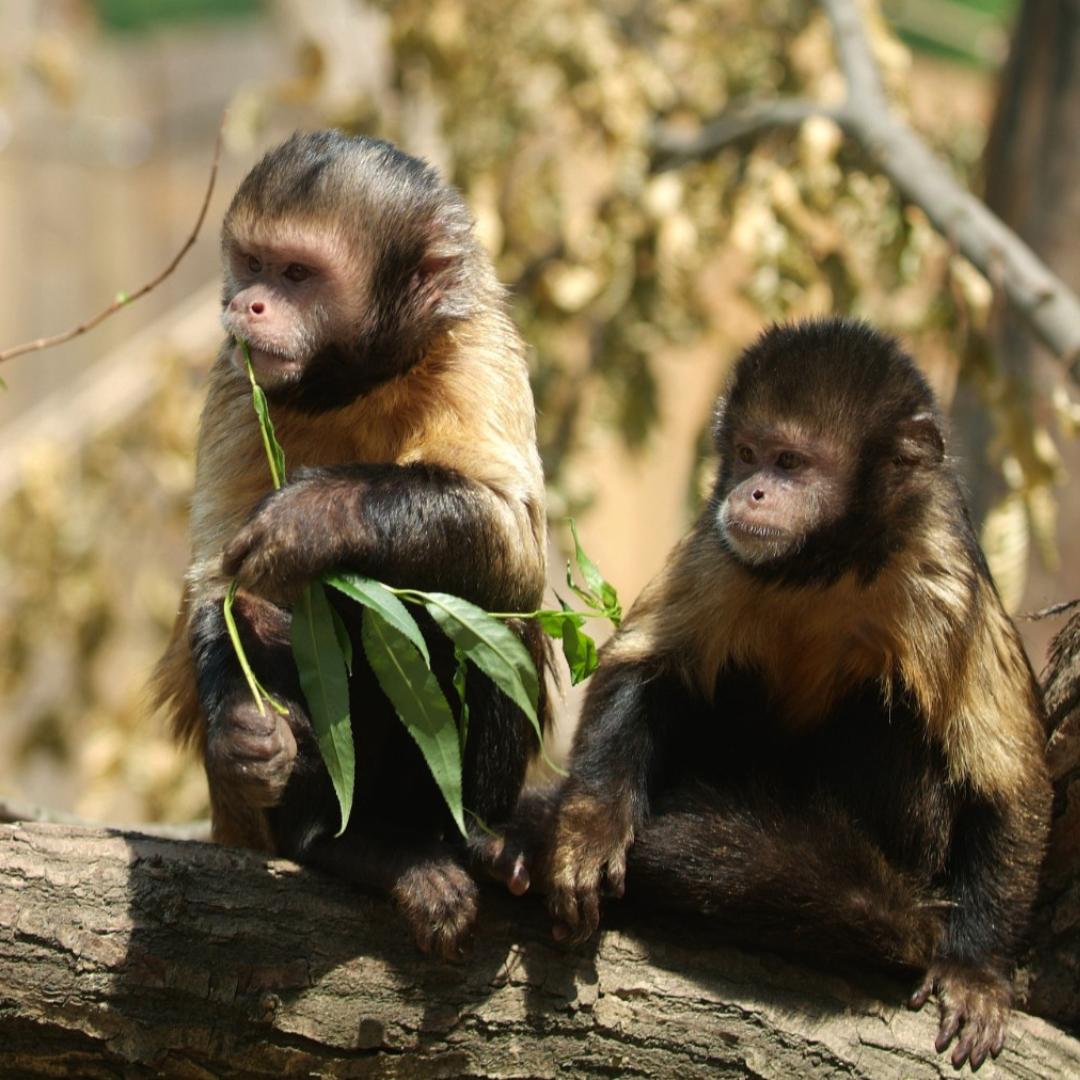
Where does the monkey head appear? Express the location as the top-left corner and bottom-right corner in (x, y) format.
(219, 130), (485, 412)
(712, 318), (946, 585)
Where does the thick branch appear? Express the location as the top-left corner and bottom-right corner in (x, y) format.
(653, 0), (1080, 374)
(1, 822), (1077, 1078)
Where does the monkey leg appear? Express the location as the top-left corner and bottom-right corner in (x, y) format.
(625, 782), (944, 972)
(302, 829), (481, 962)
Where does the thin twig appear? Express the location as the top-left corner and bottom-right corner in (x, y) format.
(1021, 598), (1080, 622)
(0, 118), (225, 365)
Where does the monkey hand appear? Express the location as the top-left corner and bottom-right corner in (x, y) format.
(908, 959), (1010, 1070)
(547, 789), (635, 944)
(392, 857), (480, 963)
(206, 697), (299, 810)
(470, 787), (560, 897)
(223, 470), (354, 603)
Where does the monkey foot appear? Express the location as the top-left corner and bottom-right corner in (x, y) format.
(909, 960), (1010, 1070)
(392, 859), (480, 962)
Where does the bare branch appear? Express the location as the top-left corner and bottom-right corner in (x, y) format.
(0, 118), (225, 365)
(652, 0), (1080, 374)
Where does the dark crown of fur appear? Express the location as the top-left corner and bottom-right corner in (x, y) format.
(715, 317), (939, 451)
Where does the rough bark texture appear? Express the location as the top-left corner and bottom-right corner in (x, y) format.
(962, 0), (1080, 1025)
(1026, 608), (1080, 1030)
(1, 822), (1078, 1078)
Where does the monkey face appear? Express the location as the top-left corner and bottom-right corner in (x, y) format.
(213, 132), (494, 414)
(220, 230), (361, 389)
(716, 425), (847, 566)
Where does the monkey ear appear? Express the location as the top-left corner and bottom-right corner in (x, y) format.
(893, 411), (944, 467)
(418, 254), (456, 281)
(413, 253), (458, 313)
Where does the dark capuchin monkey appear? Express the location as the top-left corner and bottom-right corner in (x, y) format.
(545, 318), (1051, 1069)
(153, 130), (549, 960)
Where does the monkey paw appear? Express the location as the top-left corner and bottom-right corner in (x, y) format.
(392, 859), (480, 962)
(547, 791), (634, 944)
(471, 788), (560, 897)
(908, 959), (1010, 1070)
(206, 700), (298, 809)
(222, 473), (346, 604)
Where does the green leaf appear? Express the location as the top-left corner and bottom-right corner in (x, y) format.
(452, 645), (470, 756)
(222, 580), (288, 716)
(291, 581), (355, 836)
(417, 591), (540, 733)
(361, 607), (466, 837)
(567, 518), (622, 625)
(326, 573), (430, 664)
(535, 608), (599, 685)
(561, 619), (600, 685)
(327, 599), (354, 674)
(241, 341), (286, 489)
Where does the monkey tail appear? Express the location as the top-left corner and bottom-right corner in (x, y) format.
(624, 781), (944, 972)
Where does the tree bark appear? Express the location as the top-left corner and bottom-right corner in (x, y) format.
(1026, 609), (1080, 1031)
(1, 822), (1077, 1078)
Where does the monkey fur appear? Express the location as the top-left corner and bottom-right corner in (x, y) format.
(546, 318), (1051, 1068)
(153, 131), (549, 960)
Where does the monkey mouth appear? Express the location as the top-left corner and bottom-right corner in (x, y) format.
(719, 517), (793, 565)
(726, 521), (786, 541)
(232, 341), (303, 383)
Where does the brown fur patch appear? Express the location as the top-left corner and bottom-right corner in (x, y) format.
(607, 503), (1045, 801)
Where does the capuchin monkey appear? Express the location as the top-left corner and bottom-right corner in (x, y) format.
(153, 130), (549, 960)
(545, 318), (1051, 1069)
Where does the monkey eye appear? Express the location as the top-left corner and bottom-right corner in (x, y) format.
(284, 263), (311, 283)
(246, 255), (262, 274)
(776, 451), (803, 470)
(736, 445), (755, 464)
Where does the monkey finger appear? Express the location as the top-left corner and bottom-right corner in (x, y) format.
(605, 849), (628, 899)
(505, 856), (531, 896)
(488, 848), (531, 895)
(907, 973), (935, 1011)
(579, 884), (601, 937)
(549, 886), (594, 944)
(221, 531), (254, 576)
(950, 1021), (983, 1070)
(934, 1003), (963, 1054)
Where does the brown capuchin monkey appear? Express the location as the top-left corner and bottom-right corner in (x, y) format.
(153, 130), (549, 960)
(545, 318), (1051, 1069)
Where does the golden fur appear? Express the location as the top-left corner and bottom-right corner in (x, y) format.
(609, 493), (1044, 803)
(154, 304), (546, 756)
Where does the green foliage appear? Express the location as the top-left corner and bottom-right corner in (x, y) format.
(291, 581), (355, 836)
(228, 354), (619, 836)
(360, 604), (465, 837)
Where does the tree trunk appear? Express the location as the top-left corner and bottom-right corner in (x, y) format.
(1027, 609), (1080, 1030)
(979, 0), (1080, 649)
(964, 1), (1080, 1029)
(1, 822), (1077, 1078)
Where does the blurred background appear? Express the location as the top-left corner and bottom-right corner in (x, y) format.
(0, 0), (1077, 826)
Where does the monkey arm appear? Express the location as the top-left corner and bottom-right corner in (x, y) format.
(221, 461), (544, 612)
(909, 788), (1046, 1069)
(548, 655), (687, 941)
(182, 590), (312, 851)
